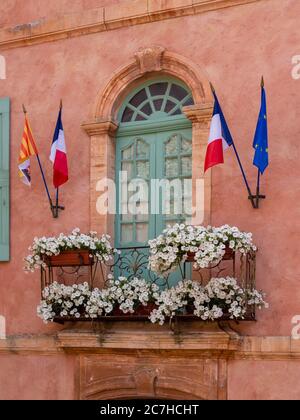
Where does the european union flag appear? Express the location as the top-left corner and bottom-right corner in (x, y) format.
(253, 80), (269, 174)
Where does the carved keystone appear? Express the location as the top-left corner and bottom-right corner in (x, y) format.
(134, 46), (165, 74)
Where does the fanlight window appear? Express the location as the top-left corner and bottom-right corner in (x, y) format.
(121, 81), (194, 123)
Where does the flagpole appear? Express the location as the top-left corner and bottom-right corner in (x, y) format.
(22, 105), (55, 217)
(255, 169), (260, 208)
(209, 84), (257, 209)
(254, 76), (265, 209)
(55, 188), (59, 218)
(231, 142), (256, 209)
(54, 99), (63, 218)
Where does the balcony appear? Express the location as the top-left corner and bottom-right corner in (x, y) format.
(39, 245), (257, 324)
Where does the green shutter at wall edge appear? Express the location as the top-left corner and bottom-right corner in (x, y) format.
(0, 97), (10, 261)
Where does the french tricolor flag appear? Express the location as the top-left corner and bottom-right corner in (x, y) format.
(50, 107), (68, 188)
(204, 91), (233, 172)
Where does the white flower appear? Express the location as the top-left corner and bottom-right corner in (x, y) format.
(37, 281), (91, 323)
(24, 229), (115, 272)
(148, 276), (268, 325)
(148, 224), (256, 277)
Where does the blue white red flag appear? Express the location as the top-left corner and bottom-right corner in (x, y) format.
(204, 91), (233, 172)
(50, 108), (68, 188)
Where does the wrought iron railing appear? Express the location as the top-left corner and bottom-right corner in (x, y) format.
(40, 246), (256, 322)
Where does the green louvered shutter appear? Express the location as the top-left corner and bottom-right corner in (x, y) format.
(0, 98), (10, 261)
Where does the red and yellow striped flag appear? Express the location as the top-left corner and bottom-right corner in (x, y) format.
(18, 116), (38, 186)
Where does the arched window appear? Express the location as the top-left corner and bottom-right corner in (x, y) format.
(116, 78), (193, 284)
(120, 79), (194, 123)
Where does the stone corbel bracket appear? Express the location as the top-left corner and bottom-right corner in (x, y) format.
(81, 119), (119, 137)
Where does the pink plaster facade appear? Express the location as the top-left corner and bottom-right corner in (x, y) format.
(0, 0), (299, 400)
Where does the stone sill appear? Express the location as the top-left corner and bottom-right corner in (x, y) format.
(0, 321), (300, 360)
(0, 0), (262, 50)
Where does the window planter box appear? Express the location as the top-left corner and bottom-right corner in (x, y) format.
(186, 244), (234, 263)
(111, 303), (158, 317)
(43, 250), (93, 267)
(53, 312), (256, 324)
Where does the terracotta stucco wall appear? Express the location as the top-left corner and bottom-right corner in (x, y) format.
(0, 0), (121, 27)
(0, 0), (299, 351)
(0, 354), (76, 400)
(0, 0), (300, 401)
(228, 360), (300, 400)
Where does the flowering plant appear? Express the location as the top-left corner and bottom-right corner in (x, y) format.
(149, 277), (268, 325)
(24, 228), (115, 272)
(38, 276), (160, 322)
(38, 277), (268, 324)
(149, 280), (209, 325)
(86, 276), (160, 318)
(148, 224), (257, 276)
(37, 281), (91, 322)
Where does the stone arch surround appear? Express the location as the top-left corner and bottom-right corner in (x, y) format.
(93, 46), (211, 120)
(82, 46), (214, 236)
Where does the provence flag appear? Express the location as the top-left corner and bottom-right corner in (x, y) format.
(253, 80), (269, 174)
(50, 107), (68, 188)
(18, 116), (38, 186)
(204, 90), (234, 172)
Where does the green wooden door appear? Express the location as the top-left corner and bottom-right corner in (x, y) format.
(116, 126), (192, 246)
(0, 98), (10, 261)
(115, 78), (193, 284)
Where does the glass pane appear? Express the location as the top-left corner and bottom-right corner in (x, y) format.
(183, 197), (192, 216)
(119, 183), (129, 214)
(140, 102), (152, 116)
(164, 200), (179, 216)
(136, 140), (149, 158)
(170, 84), (189, 101)
(149, 82), (168, 97)
(165, 158), (178, 177)
(135, 114), (147, 121)
(121, 161), (133, 179)
(181, 138), (192, 153)
(137, 161), (150, 178)
(130, 89), (147, 107)
(136, 201), (149, 220)
(165, 135), (178, 155)
(169, 196), (183, 215)
(165, 100), (176, 113)
(153, 99), (163, 111)
(170, 107), (182, 116)
(183, 178), (192, 198)
(122, 145), (134, 160)
(122, 107), (134, 122)
(136, 223), (148, 243)
(182, 96), (194, 106)
(121, 204), (134, 222)
(164, 219), (179, 228)
(121, 224), (133, 243)
(181, 157), (192, 174)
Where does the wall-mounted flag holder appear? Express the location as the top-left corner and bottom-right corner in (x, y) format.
(21, 104), (66, 219)
(207, 81), (268, 210)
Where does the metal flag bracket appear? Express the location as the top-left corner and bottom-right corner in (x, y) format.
(22, 104), (66, 219)
(209, 83), (267, 210)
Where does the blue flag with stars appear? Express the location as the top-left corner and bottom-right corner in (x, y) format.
(253, 82), (269, 174)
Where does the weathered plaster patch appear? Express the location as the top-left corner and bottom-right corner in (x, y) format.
(10, 19), (45, 33)
(0, 55), (5, 79)
(0, 316), (6, 340)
